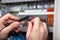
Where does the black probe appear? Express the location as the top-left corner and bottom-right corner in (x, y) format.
(0, 16), (29, 32)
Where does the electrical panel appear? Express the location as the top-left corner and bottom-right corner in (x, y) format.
(1, 0), (54, 40)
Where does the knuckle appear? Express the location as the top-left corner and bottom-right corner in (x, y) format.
(41, 29), (45, 33)
(36, 17), (40, 20)
(7, 13), (10, 15)
(6, 13), (11, 16)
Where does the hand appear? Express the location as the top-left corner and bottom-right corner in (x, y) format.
(26, 17), (48, 40)
(0, 13), (23, 40)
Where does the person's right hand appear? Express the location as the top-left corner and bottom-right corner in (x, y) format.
(26, 17), (48, 40)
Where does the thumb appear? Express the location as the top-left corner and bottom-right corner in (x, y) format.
(1, 22), (19, 34)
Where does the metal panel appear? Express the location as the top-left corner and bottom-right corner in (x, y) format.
(1, 0), (42, 3)
(54, 0), (60, 40)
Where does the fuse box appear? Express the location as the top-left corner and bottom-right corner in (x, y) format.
(1, 0), (54, 40)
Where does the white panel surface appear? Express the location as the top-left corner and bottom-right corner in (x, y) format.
(54, 0), (60, 40)
(2, 0), (42, 3)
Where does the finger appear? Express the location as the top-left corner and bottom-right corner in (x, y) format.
(39, 22), (45, 34)
(26, 22), (32, 39)
(42, 22), (48, 33)
(7, 20), (14, 23)
(15, 30), (19, 33)
(39, 22), (46, 40)
(19, 21), (25, 24)
(4, 20), (14, 24)
(1, 22), (19, 34)
(42, 22), (48, 38)
(15, 28), (21, 32)
(33, 17), (40, 30)
(1, 13), (19, 23)
(30, 19), (34, 23)
(39, 22), (48, 40)
(5, 20), (25, 25)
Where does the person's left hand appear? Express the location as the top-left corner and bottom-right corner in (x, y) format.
(0, 13), (24, 40)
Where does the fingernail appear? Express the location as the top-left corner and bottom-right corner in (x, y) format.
(15, 22), (20, 24)
(14, 22), (20, 26)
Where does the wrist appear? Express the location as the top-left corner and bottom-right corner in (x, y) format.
(0, 38), (7, 40)
(0, 39), (6, 40)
